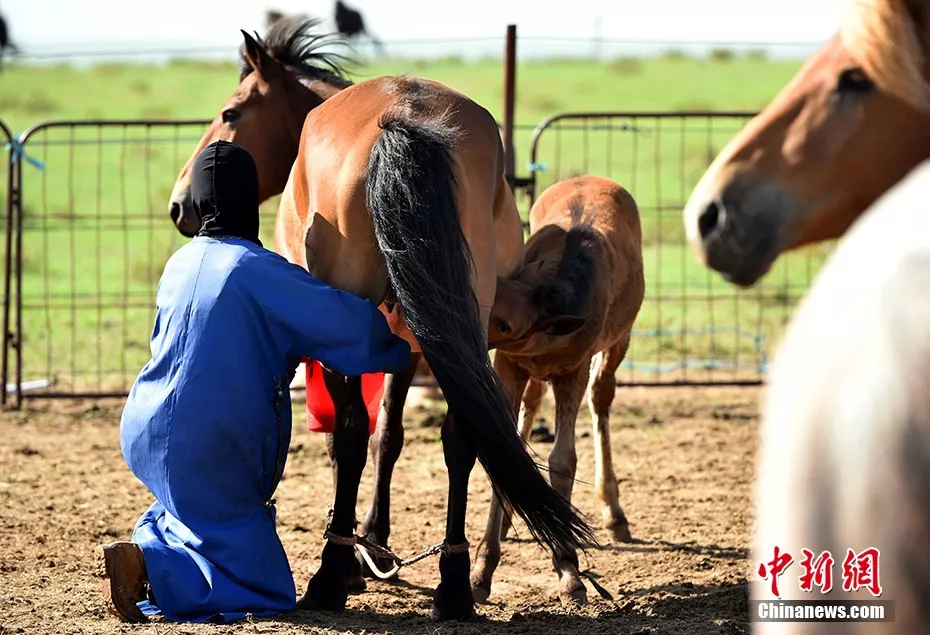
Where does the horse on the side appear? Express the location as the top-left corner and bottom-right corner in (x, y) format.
(334, 0), (384, 55)
(753, 159), (930, 634)
(470, 175), (644, 606)
(682, 0), (930, 287)
(0, 8), (19, 72)
(274, 74), (594, 620)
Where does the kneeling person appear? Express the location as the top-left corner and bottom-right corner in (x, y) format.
(96, 141), (410, 624)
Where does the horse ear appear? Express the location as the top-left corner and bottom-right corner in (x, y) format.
(536, 314), (586, 337)
(515, 259), (544, 284)
(240, 29), (281, 80)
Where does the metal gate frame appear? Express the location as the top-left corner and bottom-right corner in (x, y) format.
(0, 119), (16, 408)
(0, 110), (776, 407)
(1, 119), (212, 409)
(516, 110), (767, 388)
(521, 110), (758, 205)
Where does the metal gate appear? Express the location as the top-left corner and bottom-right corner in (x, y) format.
(2, 120), (211, 407)
(0, 112), (829, 406)
(517, 111), (829, 387)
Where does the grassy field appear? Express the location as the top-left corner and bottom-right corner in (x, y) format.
(0, 52), (830, 394)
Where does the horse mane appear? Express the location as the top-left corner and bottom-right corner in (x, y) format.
(841, 0), (930, 109)
(533, 215), (601, 316)
(239, 15), (354, 88)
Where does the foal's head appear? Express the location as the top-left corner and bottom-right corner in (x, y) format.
(489, 226), (601, 350)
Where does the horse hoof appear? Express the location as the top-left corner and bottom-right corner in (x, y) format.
(431, 596), (477, 622)
(298, 576), (348, 612)
(606, 519), (633, 543)
(432, 577), (477, 621)
(295, 593), (320, 611)
(470, 577), (491, 604)
(558, 575), (587, 608)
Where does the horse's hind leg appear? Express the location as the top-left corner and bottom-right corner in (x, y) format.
(358, 352), (422, 578)
(471, 354), (528, 603)
(588, 336), (632, 541)
(432, 411), (478, 622)
(298, 373), (370, 612)
(548, 364), (591, 607)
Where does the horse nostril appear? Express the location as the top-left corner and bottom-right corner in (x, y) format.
(698, 199), (725, 242)
(169, 201), (181, 223)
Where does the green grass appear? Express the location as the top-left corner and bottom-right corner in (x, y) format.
(0, 53), (821, 394)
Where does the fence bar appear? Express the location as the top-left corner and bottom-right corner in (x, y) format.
(502, 24), (517, 187)
(14, 133), (23, 410)
(0, 120), (13, 408)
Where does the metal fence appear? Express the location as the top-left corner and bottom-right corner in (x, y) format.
(1, 120), (212, 407)
(0, 112), (830, 406)
(515, 112), (829, 386)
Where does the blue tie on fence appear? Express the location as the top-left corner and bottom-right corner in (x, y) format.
(5, 136), (45, 171)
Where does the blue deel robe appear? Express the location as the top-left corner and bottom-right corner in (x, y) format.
(119, 236), (411, 623)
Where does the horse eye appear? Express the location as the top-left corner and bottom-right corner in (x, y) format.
(222, 109), (241, 124)
(497, 319), (512, 335)
(835, 68), (874, 95)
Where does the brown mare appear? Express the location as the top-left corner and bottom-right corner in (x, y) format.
(273, 75), (594, 620)
(169, 17), (445, 587)
(470, 175), (645, 606)
(754, 160), (930, 634)
(169, 17), (594, 621)
(682, 0), (930, 287)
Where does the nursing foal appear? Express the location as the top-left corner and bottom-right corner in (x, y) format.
(471, 175), (645, 606)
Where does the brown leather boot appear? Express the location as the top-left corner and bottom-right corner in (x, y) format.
(94, 542), (150, 623)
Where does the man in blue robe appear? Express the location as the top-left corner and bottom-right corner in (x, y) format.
(95, 140), (411, 624)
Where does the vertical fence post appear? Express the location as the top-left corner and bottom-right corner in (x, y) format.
(0, 122), (15, 409)
(502, 24), (517, 188)
(13, 137), (22, 410)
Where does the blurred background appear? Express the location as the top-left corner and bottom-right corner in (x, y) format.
(2, 0), (846, 64)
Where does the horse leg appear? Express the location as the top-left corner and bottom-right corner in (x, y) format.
(358, 352), (422, 578)
(431, 411), (478, 622)
(548, 365), (590, 607)
(471, 354), (528, 603)
(298, 372), (370, 612)
(588, 337), (632, 541)
(322, 432), (366, 592)
(500, 377), (546, 540)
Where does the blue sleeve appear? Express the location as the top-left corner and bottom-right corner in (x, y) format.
(246, 251), (411, 376)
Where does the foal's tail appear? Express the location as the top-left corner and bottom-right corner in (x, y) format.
(366, 111), (595, 557)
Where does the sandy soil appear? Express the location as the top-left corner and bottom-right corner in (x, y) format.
(0, 385), (760, 634)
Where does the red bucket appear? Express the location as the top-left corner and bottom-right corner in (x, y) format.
(304, 359), (384, 435)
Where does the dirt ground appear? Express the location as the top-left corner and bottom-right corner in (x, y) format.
(0, 386), (760, 635)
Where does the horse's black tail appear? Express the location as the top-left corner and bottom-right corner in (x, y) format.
(366, 111), (596, 558)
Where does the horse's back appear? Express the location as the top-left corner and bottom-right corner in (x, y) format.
(755, 160), (930, 633)
(283, 74), (523, 341)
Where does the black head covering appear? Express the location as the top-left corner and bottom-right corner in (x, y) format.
(192, 140), (262, 246)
